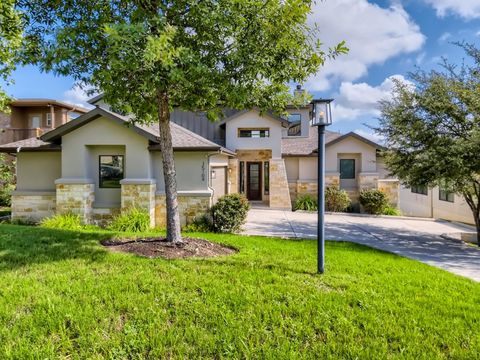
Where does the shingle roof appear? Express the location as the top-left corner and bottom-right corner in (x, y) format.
(0, 107), (235, 154)
(0, 137), (61, 152)
(282, 127), (342, 156)
(282, 128), (384, 156)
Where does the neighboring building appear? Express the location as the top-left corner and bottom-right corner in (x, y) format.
(399, 185), (475, 225)
(0, 90), (395, 226)
(0, 99), (88, 145)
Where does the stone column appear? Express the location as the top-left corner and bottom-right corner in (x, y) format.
(269, 159), (292, 210)
(227, 158), (238, 194)
(120, 179), (156, 227)
(377, 179), (400, 207)
(55, 179), (95, 223)
(358, 172), (379, 191)
(325, 172), (340, 188)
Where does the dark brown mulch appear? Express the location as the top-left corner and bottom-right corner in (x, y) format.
(102, 237), (237, 259)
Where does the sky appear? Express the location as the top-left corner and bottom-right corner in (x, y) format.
(3, 0), (480, 142)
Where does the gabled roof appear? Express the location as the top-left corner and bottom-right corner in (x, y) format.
(282, 129), (384, 156)
(0, 107), (235, 154)
(218, 108), (289, 127)
(10, 99), (90, 113)
(324, 131), (385, 151)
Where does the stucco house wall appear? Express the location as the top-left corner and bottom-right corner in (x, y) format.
(225, 111), (284, 158)
(399, 185), (474, 224)
(16, 152), (61, 191)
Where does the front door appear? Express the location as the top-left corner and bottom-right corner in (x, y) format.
(247, 162), (262, 200)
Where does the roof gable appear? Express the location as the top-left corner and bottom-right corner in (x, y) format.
(325, 132), (385, 150)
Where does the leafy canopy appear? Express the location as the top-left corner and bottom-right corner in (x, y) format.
(0, 0), (23, 111)
(20, 0), (347, 121)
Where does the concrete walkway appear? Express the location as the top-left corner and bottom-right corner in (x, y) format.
(244, 209), (480, 282)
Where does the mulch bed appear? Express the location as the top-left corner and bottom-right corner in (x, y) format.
(102, 237), (237, 259)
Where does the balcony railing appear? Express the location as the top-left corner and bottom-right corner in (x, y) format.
(0, 128), (44, 145)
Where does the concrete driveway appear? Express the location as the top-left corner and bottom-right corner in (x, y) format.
(244, 209), (480, 282)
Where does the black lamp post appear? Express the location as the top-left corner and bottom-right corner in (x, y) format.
(310, 99), (333, 274)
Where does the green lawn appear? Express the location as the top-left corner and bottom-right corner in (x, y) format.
(0, 225), (478, 358)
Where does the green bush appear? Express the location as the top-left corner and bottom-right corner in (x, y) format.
(108, 207), (151, 232)
(382, 206), (401, 216)
(0, 154), (15, 207)
(183, 214), (213, 233)
(40, 213), (84, 230)
(325, 186), (351, 212)
(294, 194), (318, 211)
(359, 189), (389, 215)
(211, 193), (250, 233)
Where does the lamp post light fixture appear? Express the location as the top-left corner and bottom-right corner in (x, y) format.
(310, 99), (333, 274)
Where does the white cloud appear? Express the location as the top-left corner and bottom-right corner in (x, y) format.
(353, 129), (384, 144)
(476, 30), (480, 37)
(304, 0), (425, 91)
(423, 0), (480, 19)
(438, 32), (452, 43)
(332, 74), (413, 122)
(62, 83), (96, 109)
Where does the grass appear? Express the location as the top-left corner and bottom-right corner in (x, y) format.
(0, 225), (479, 358)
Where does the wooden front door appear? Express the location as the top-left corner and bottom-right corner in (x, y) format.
(247, 162), (262, 200)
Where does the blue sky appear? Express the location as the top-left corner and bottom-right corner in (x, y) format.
(4, 0), (480, 141)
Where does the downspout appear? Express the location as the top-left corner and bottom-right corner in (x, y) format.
(206, 151), (219, 204)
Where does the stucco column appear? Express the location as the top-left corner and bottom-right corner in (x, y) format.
(120, 179), (156, 227)
(269, 159), (292, 210)
(55, 178), (95, 223)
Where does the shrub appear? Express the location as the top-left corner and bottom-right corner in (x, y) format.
(325, 186), (351, 212)
(382, 206), (401, 216)
(211, 193), (250, 233)
(40, 213), (83, 230)
(183, 214), (213, 233)
(359, 189), (389, 215)
(294, 194), (318, 211)
(0, 154), (15, 207)
(108, 207), (151, 233)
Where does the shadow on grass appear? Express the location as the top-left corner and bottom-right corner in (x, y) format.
(0, 224), (109, 271)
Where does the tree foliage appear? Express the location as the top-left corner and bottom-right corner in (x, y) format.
(18, 0), (347, 242)
(376, 43), (480, 244)
(0, 0), (23, 111)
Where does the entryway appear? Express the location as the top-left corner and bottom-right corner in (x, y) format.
(246, 162), (262, 200)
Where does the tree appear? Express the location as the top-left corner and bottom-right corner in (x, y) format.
(19, 0), (347, 243)
(0, 0), (23, 111)
(376, 43), (480, 245)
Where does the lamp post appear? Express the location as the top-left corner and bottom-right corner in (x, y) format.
(310, 99), (333, 274)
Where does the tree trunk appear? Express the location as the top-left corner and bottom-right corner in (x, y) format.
(463, 191), (480, 246)
(157, 92), (182, 243)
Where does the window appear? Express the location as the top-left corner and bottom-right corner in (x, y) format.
(439, 188), (454, 202)
(99, 155), (124, 188)
(264, 161), (270, 195)
(239, 161), (245, 194)
(339, 159), (355, 179)
(238, 128), (270, 138)
(46, 113), (52, 127)
(411, 185), (428, 195)
(30, 115), (41, 128)
(287, 113), (301, 123)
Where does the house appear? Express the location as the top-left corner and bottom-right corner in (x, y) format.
(0, 99), (89, 145)
(0, 90), (393, 226)
(398, 185), (475, 225)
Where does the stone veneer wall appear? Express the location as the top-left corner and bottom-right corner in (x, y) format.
(288, 173), (340, 203)
(269, 159), (291, 210)
(378, 179), (400, 207)
(92, 207), (121, 227)
(120, 180), (156, 227)
(325, 173), (340, 188)
(228, 158), (238, 194)
(358, 172), (379, 190)
(11, 192), (56, 222)
(56, 182), (95, 223)
(155, 193), (211, 227)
